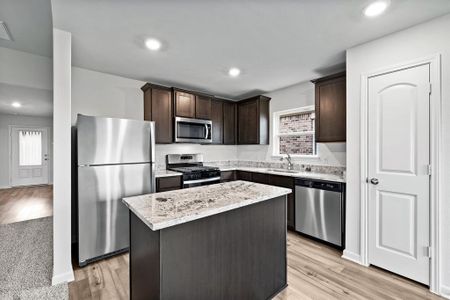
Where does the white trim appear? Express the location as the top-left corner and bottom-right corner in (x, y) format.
(8, 125), (51, 187)
(51, 270), (74, 285)
(440, 285), (450, 299)
(272, 105), (316, 157)
(342, 250), (363, 265)
(359, 54), (442, 294)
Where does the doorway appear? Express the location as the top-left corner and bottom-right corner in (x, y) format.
(10, 126), (50, 187)
(367, 64), (430, 285)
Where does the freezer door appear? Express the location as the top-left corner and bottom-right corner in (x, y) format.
(295, 186), (342, 246)
(77, 114), (155, 165)
(78, 163), (155, 265)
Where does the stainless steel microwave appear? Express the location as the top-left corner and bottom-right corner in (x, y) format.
(174, 117), (212, 143)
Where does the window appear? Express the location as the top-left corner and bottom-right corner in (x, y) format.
(273, 106), (316, 156)
(19, 130), (42, 166)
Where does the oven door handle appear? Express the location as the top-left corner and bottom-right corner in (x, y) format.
(183, 176), (220, 185)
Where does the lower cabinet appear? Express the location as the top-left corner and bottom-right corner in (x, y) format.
(156, 176), (182, 192)
(235, 170), (295, 230)
(220, 170), (236, 182)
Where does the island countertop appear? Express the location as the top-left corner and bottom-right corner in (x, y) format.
(123, 180), (291, 231)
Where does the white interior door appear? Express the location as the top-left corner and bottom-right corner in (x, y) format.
(368, 64), (430, 285)
(10, 127), (49, 186)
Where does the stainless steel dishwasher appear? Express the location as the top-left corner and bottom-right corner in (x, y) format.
(295, 178), (345, 248)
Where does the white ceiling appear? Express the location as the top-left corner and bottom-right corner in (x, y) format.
(53, 0), (450, 98)
(0, 0), (53, 57)
(0, 83), (53, 117)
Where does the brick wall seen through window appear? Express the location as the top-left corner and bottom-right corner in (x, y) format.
(275, 109), (316, 156)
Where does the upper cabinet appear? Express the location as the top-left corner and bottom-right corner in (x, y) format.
(312, 72), (346, 142)
(141, 83), (173, 144)
(174, 89), (212, 120)
(142, 82), (269, 145)
(174, 89), (196, 118)
(237, 95), (271, 145)
(223, 101), (237, 145)
(195, 95), (212, 119)
(210, 99), (223, 144)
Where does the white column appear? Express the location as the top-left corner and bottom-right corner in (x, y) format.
(52, 28), (74, 285)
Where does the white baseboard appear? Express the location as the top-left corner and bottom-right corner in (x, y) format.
(0, 185), (11, 190)
(52, 270), (74, 285)
(440, 285), (450, 299)
(342, 250), (363, 265)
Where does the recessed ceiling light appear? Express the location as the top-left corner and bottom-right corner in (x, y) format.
(11, 102), (21, 108)
(228, 68), (241, 77)
(364, 1), (390, 17)
(145, 38), (162, 51)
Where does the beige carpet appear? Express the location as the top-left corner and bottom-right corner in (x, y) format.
(0, 217), (68, 299)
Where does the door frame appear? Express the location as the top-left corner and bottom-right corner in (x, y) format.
(359, 54), (442, 294)
(8, 125), (51, 187)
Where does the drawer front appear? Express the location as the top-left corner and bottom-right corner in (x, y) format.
(220, 171), (236, 182)
(251, 172), (270, 184)
(157, 176), (182, 192)
(237, 171), (252, 181)
(269, 175), (294, 189)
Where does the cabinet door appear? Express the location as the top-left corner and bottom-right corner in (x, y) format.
(151, 88), (173, 144)
(236, 171), (252, 181)
(269, 175), (295, 229)
(252, 172), (270, 184)
(210, 100), (223, 144)
(156, 176), (182, 192)
(315, 75), (346, 142)
(220, 171), (236, 182)
(175, 91), (195, 118)
(195, 95), (212, 119)
(238, 100), (258, 144)
(223, 101), (236, 144)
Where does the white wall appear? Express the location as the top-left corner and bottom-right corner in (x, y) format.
(0, 47), (52, 90)
(237, 81), (346, 166)
(52, 28), (74, 285)
(71, 67), (145, 125)
(0, 114), (53, 188)
(346, 14), (450, 296)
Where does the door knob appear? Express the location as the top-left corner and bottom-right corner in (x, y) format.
(370, 178), (379, 185)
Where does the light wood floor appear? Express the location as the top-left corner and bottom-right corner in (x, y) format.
(69, 231), (442, 300)
(0, 185), (53, 224)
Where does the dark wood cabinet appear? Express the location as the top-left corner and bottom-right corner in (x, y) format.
(142, 83), (269, 146)
(210, 100), (223, 144)
(229, 170), (295, 230)
(236, 171), (252, 181)
(237, 95), (270, 145)
(252, 172), (270, 185)
(312, 72), (346, 142)
(156, 176), (182, 192)
(141, 83), (173, 144)
(195, 95), (212, 120)
(220, 170), (236, 182)
(269, 175), (295, 229)
(174, 89), (196, 118)
(223, 101), (237, 145)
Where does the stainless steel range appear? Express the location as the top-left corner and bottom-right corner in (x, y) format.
(166, 154), (221, 188)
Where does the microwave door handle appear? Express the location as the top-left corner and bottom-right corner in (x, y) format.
(204, 124), (209, 139)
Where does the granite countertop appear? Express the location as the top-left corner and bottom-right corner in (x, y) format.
(208, 166), (345, 183)
(123, 180), (291, 231)
(155, 169), (182, 178)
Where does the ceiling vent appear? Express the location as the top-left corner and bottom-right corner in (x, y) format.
(0, 21), (13, 41)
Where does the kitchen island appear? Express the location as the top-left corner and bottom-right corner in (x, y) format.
(123, 180), (291, 300)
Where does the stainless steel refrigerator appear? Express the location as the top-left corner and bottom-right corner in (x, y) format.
(76, 114), (155, 266)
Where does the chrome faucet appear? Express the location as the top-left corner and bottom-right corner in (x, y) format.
(280, 153), (294, 170)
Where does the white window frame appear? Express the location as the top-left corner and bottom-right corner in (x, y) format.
(272, 105), (318, 158)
